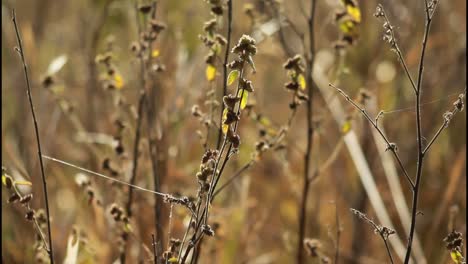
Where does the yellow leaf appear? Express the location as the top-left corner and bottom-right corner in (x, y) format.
(152, 49), (160, 58)
(227, 70), (239, 86)
(450, 250), (464, 264)
(2, 175), (7, 186)
(14, 180), (32, 186)
(114, 74), (124, 89)
(222, 108), (229, 134)
(339, 20), (355, 34)
(206, 64), (216, 81)
(347, 5), (361, 23)
(298, 74), (306, 90)
(342, 121), (351, 134)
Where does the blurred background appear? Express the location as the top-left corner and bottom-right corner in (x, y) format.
(2, 0), (466, 263)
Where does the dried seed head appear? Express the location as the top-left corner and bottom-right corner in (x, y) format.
(283, 55), (305, 73)
(241, 79), (254, 92)
(138, 4), (152, 14)
(228, 59), (243, 70)
(215, 34), (227, 46)
(223, 94), (240, 110)
(42, 75), (54, 88)
(304, 238), (322, 257)
(203, 19), (218, 33)
(202, 224), (215, 236)
(374, 5), (385, 18)
(227, 129), (241, 148)
(19, 194), (33, 204)
(191, 105), (203, 117)
(211, 5), (223, 15)
(444, 230), (464, 251)
(223, 109), (239, 125)
(232, 35), (257, 56)
(454, 93), (465, 112)
(8, 193), (20, 203)
(26, 210), (35, 221)
(285, 81), (299, 91)
(150, 20), (166, 33)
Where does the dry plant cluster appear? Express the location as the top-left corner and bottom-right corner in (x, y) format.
(1, 0), (466, 263)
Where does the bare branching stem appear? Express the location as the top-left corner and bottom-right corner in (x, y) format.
(404, 2), (437, 261)
(330, 84), (415, 189)
(297, 1), (316, 263)
(12, 10), (54, 264)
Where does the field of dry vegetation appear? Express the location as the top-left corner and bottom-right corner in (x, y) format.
(1, 0), (466, 263)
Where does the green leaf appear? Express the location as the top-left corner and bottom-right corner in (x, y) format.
(227, 70), (239, 86)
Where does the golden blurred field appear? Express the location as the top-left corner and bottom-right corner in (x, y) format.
(1, 0), (466, 263)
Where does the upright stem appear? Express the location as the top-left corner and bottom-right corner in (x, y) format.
(297, 1), (316, 263)
(216, 0), (233, 149)
(122, 3), (148, 262)
(12, 10), (54, 264)
(404, 4), (433, 263)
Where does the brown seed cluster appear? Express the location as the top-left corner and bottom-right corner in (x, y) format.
(283, 55), (308, 109)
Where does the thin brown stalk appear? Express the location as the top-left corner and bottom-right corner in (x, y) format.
(216, 0), (233, 149)
(404, 2), (437, 262)
(143, 1), (165, 258)
(11, 10), (54, 264)
(297, 1), (316, 263)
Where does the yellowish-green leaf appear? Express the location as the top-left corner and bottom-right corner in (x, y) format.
(227, 70), (239, 86)
(342, 121), (352, 134)
(347, 5), (361, 23)
(450, 250), (464, 264)
(259, 116), (271, 127)
(241, 91), (248, 109)
(168, 257), (179, 263)
(124, 223), (133, 233)
(152, 49), (160, 58)
(298, 74), (306, 90)
(114, 74), (124, 89)
(206, 64), (216, 82)
(14, 180), (32, 186)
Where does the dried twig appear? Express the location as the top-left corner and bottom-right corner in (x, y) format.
(12, 10), (54, 264)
